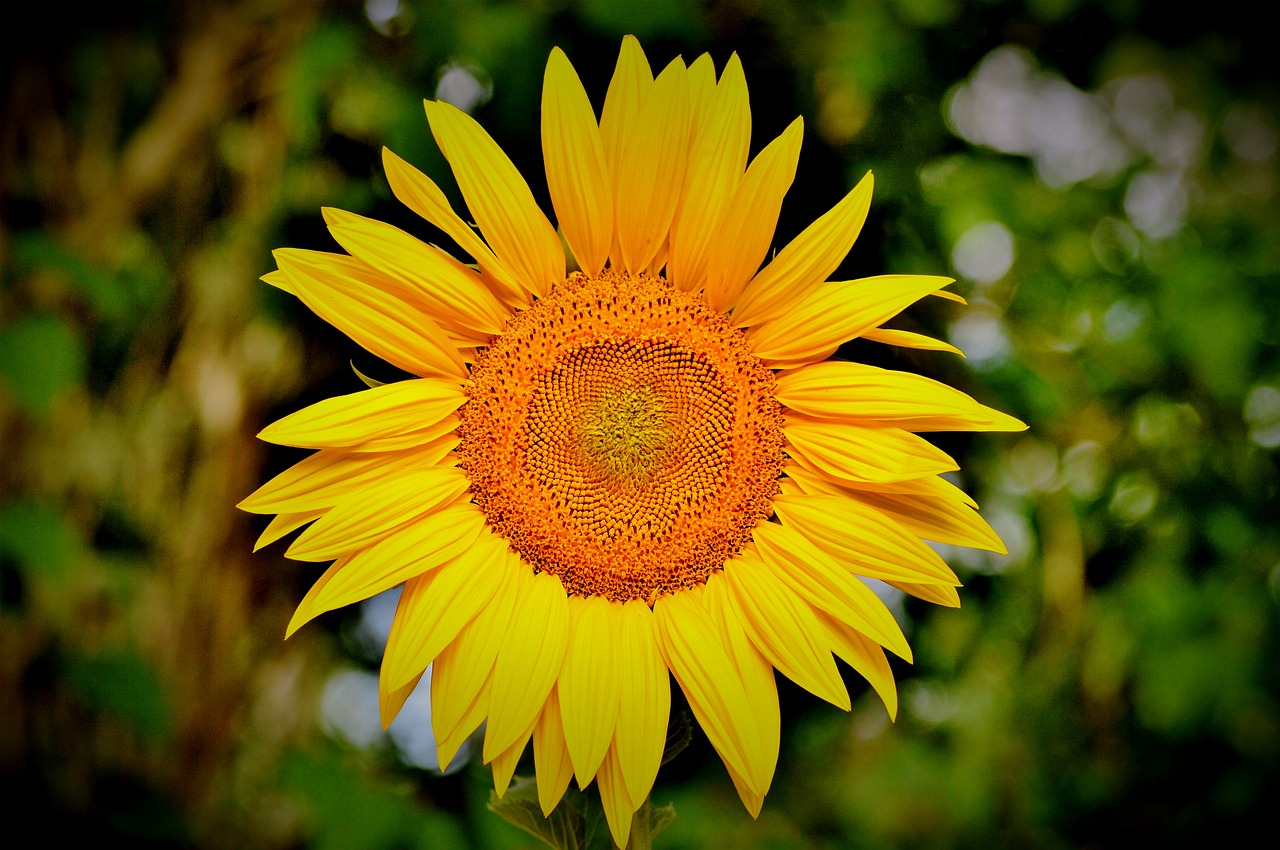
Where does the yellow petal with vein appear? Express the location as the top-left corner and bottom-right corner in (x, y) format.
(381, 147), (528, 305)
(725, 554), (849, 709)
(431, 555), (516, 747)
(818, 611), (898, 721)
(288, 505), (485, 635)
(668, 54), (750, 292)
(285, 556), (346, 638)
(771, 492), (959, 586)
(285, 466), (469, 562)
(703, 117), (803, 312)
(726, 762), (766, 819)
(380, 533), (506, 693)
(613, 600), (670, 804)
(238, 439), (455, 515)
(533, 687), (575, 816)
(542, 48), (612, 277)
(784, 461), (979, 507)
(485, 566), (569, 761)
(686, 53), (717, 136)
(751, 521), (912, 661)
(257, 378), (464, 450)
(862, 326), (966, 356)
(654, 586), (766, 794)
(776, 360), (1026, 432)
(491, 719), (536, 798)
(702, 574), (779, 801)
(596, 744), (635, 849)
(785, 415), (958, 484)
(558, 596), (621, 786)
(323, 208), (507, 339)
(274, 248), (469, 377)
(614, 57), (691, 273)
(424, 99), (565, 297)
(434, 671), (490, 770)
(888, 580), (962, 607)
(255, 510), (322, 551)
(600, 35), (653, 212)
(747, 274), (955, 364)
(733, 171), (874, 327)
(378, 672), (423, 730)
(786, 466), (1006, 553)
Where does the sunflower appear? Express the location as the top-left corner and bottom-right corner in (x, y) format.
(242, 36), (1023, 847)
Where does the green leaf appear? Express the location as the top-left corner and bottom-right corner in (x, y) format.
(0, 313), (86, 416)
(488, 777), (585, 850)
(0, 500), (85, 581)
(64, 651), (172, 743)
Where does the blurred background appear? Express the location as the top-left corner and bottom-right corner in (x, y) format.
(2, 0), (1277, 847)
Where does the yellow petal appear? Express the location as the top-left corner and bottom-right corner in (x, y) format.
(533, 686), (576, 816)
(285, 556), (346, 638)
(667, 54), (750, 292)
(485, 565), (570, 761)
(703, 117), (803, 313)
(785, 465), (1006, 553)
(751, 521), (913, 661)
(747, 274), (955, 364)
(685, 53), (717, 137)
(725, 761), (766, 819)
(378, 672), (422, 730)
(424, 99), (565, 297)
(433, 669), (490, 770)
(257, 378), (464, 451)
(702, 573), (779, 802)
(614, 57), (692, 273)
(238, 439), (456, 515)
(379, 533), (507, 693)
(381, 147), (529, 306)
(862, 326), (966, 356)
(733, 171), (874, 327)
(600, 36), (654, 242)
(770, 492), (960, 586)
(725, 553), (849, 709)
(784, 460), (979, 507)
(557, 596), (621, 786)
(785, 415), (958, 484)
(817, 611), (898, 721)
(284, 466), (469, 562)
(285, 504), (485, 634)
(654, 586), (767, 794)
(254, 510), (323, 551)
(273, 248), (471, 377)
(542, 48), (613, 277)
(613, 599), (670, 804)
(491, 718), (536, 798)
(887, 580), (962, 608)
(776, 360), (1026, 432)
(596, 744), (635, 849)
(322, 208), (508, 340)
(430, 554), (518, 746)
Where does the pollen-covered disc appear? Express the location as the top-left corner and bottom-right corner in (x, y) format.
(458, 271), (785, 604)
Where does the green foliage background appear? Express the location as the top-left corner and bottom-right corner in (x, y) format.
(2, 0), (1276, 847)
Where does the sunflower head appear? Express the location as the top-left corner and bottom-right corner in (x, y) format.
(243, 35), (1024, 848)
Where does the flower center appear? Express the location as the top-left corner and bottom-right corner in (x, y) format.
(457, 271), (784, 604)
(577, 382), (670, 483)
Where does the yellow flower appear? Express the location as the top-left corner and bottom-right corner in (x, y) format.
(242, 37), (1024, 847)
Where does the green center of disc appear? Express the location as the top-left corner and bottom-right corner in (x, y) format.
(578, 385), (671, 483)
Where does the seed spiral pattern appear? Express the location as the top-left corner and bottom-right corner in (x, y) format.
(458, 271), (785, 604)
